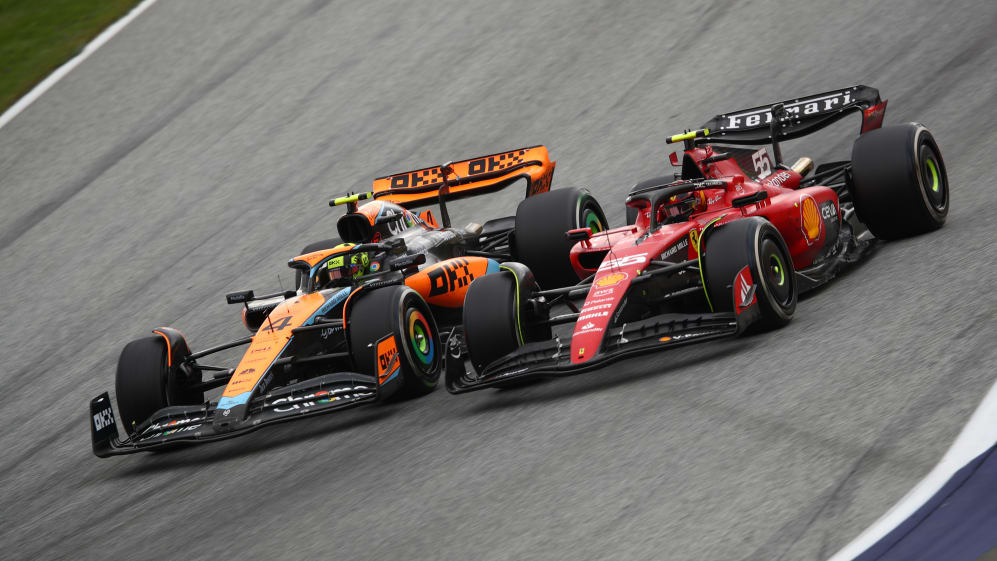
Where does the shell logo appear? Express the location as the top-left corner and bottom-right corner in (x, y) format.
(800, 196), (821, 243)
(594, 272), (628, 288)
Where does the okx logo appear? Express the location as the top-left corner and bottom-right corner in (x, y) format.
(93, 408), (114, 431)
(376, 335), (401, 385)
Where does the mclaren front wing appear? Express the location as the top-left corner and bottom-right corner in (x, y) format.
(90, 372), (378, 457)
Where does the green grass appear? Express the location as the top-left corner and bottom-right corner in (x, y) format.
(0, 0), (141, 112)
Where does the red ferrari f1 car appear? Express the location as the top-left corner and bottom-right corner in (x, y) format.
(446, 85), (949, 392)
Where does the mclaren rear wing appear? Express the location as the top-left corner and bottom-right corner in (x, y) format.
(371, 145), (555, 209)
(700, 85), (887, 145)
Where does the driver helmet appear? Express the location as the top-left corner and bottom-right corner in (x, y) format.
(313, 244), (372, 288)
(657, 191), (706, 223)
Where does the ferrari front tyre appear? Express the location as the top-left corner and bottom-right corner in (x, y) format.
(115, 335), (202, 435)
(513, 187), (607, 289)
(348, 285), (440, 398)
(462, 272), (523, 373)
(701, 217), (796, 330)
(850, 123), (948, 240)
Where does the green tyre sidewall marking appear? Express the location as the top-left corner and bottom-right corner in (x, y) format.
(499, 265), (525, 345)
(584, 209), (603, 232)
(769, 252), (785, 286)
(697, 216), (724, 313)
(926, 157), (939, 192)
(580, 194), (605, 233)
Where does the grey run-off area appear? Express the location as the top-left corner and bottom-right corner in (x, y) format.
(1, 1), (996, 559)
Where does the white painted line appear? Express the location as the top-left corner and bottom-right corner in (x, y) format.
(827, 377), (997, 561)
(0, 0), (160, 131)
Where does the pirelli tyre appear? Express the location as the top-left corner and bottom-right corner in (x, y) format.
(462, 263), (547, 375)
(348, 285), (440, 399)
(513, 187), (607, 289)
(463, 273), (519, 373)
(850, 123), (948, 240)
(700, 218), (796, 330)
(115, 334), (202, 435)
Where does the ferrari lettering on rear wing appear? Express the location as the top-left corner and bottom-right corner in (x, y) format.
(700, 85), (887, 145)
(371, 145), (555, 208)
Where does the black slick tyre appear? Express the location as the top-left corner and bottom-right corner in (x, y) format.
(700, 218), (796, 330)
(115, 335), (201, 435)
(850, 123), (948, 240)
(462, 272), (523, 373)
(513, 187), (607, 289)
(348, 285), (440, 398)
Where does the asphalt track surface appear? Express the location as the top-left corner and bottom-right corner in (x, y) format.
(2, 1), (996, 559)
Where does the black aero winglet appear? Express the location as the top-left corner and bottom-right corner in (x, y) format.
(90, 392), (119, 458)
(226, 290), (255, 304)
(731, 191), (769, 208)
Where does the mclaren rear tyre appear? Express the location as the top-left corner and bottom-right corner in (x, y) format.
(851, 123), (948, 240)
(115, 335), (202, 435)
(513, 187), (607, 289)
(701, 218), (796, 331)
(349, 286), (441, 399)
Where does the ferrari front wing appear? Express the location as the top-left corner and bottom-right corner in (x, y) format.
(445, 311), (744, 393)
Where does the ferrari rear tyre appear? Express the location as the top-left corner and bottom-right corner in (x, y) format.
(850, 123), (948, 240)
(701, 218), (796, 330)
(513, 187), (607, 289)
(348, 286), (440, 398)
(115, 335), (201, 435)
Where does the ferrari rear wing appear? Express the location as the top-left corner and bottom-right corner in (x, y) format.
(699, 85), (887, 145)
(371, 145), (555, 209)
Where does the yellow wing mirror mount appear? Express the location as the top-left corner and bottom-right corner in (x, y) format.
(329, 191), (374, 213)
(666, 128), (711, 152)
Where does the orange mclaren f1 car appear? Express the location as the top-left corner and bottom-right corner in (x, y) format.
(89, 146), (608, 456)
